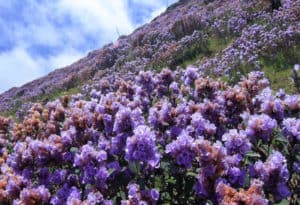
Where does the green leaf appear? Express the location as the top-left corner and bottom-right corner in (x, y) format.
(161, 161), (170, 171)
(166, 176), (176, 184)
(187, 172), (198, 177)
(246, 151), (261, 158)
(128, 161), (140, 174)
(275, 136), (288, 143)
(119, 191), (126, 200)
(70, 147), (78, 153)
(275, 199), (289, 205)
(108, 168), (115, 175)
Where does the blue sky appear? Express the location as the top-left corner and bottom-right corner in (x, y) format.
(0, 0), (177, 93)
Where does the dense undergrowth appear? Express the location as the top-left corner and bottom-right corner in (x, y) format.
(0, 0), (299, 204)
(0, 68), (299, 204)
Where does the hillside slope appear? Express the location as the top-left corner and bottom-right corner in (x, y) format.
(0, 0), (300, 204)
(0, 0), (299, 115)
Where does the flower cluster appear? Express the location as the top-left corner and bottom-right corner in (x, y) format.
(250, 151), (291, 201)
(0, 1), (299, 203)
(0, 67), (298, 204)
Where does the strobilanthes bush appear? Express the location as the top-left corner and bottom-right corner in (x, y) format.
(0, 66), (299, 204)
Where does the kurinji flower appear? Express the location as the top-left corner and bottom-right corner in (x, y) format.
(148, 101), (173, 130)
(122, 183), (159, 204)
(166, 130), (196, 169)
(51, 169), (67, 185)
(136, 71), (157, 94)
(293, 162), (300, 174)
(245, 114), (277, 142)
(261, 99), (284, 121)
(85, 191), (104, 204)
(95, 167), (109, 189)
(250, 151), (290, 201)
(284, 95), (300, 110)
(6, 176), (24, 199)
(169, 82), (180, 95)
(113, 108), (132, 133)
(194, 140), (228, 199)
(182, 66), (199, 85)
(125, 125), (160, 167)
(222, 129), (251, 155)
(282, 118), (300, 141)
(38, 168), (50, 186)
(149, 189), (160, 201)
(18, 185), (51, 204)
(157, 68), (174, 86)
(113, 107), (144, 134)
(216, 179), (268, 205)
(227, 167), (246, 187)
(74, 144), (107, 167)
(191, 112), (216, 138)
(50, 184), (79, 205)
(1, 4), (300, 202)
(103, 114), (114, 134)
(61, 126), (76, 146)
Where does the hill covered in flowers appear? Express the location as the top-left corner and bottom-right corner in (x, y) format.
(0, 68), (299, 204)
(0, 0), (299, 115)
(0, 0), (299, 204)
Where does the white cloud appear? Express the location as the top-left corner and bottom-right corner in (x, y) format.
(0, 48), (44, 91)
(0, 47), (85, 93)
(0, 0), (178, 93)
(45, 49), (84, 69)
(57, 0), (134, 43)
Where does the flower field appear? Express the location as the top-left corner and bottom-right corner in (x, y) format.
(0, 68), (299, 204)
(0, 0), (299, 204)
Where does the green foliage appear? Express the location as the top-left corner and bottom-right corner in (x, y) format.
(39, 86), (81, 103)
(262, 45), (300, 93)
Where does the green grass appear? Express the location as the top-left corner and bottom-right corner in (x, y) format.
(181, 36), (233, 68)
(0, 86), (81, 120)
(263, 65), (295, 93)
(39, 86), (81, 103)
(261, 45), (300, 93)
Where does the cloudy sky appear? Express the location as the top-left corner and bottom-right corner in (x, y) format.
(0, 0), (177, 93)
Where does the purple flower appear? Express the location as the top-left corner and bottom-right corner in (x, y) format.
(261, 99), (284, 121)
(194, 174), (209, 198)
(74, 144), (107, 167)
(149, 189), (160, 201)
(251, 151), (290, 201)
(169, 82), (180, 95)
(113, 107), (144, 134)
(275, 183), (291, 201)
(125, 125), (160, 167)
(103, 114), (113, 134)
(95, 167), (109, 189)
(19, 185), (50, 204)
(182, 66), (199, 85)
(222, 129), (251, 155)
(293, 162), (300, 174)
(216, 179), (268, 205)
(282, 118), (300, 141)
(124, 183), (159, 204)
(136, 71), (157, 94)
(193, 140), (228, 199)
(227, 167), (246, 187)
(245, 114), (277, 142)
(284, 95), (300, 110)
(166, 130), (196, 169)
(113, 108), (133, 134)
(86, 191), (105, 204)
(149, 101), (173, 130)
(191, 112), (216, 138)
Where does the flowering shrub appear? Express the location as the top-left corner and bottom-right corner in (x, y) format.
(0, 67), (299, 204)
